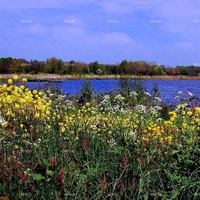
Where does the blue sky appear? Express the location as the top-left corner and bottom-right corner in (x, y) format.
(0, 0), (200, 67)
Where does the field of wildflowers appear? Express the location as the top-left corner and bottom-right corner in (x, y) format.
(0, 76), (199, 199)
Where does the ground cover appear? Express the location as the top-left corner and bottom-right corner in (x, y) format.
(0, 75), (199, 199)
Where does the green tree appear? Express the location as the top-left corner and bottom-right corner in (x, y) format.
(44, 57), (64, 74)
(89, 61), (99, 74)
(148, 66), (167, 76)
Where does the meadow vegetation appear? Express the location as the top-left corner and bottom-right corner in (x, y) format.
(0, 75), (199, 199)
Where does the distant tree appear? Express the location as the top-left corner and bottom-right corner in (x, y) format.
(89, 61), (99, 74)
(165, 67), (179, 75)
(44, 57), (64, 74)
(148, 65), (167, 76)
(8, 59), (21, 73)
(29, 60), (44, 74)
(119, 60), (127, 74)
(0, 57), (14, 73)
(176, 66), (189, 75)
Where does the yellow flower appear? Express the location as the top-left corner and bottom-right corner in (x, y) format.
(13, 145), (19, 149)
(85, 102), (90, 107)
(33, 90), (37, 95)
(37, 138), (42, 143)
(38, 91), (43, 96)
(35, 112), (40, 118)
(22, 78), (27, 82)
(187, 111), (193, 116)
(61, 127), (66, 133)
(2, 121), (9, 127)
(170, 117), (175, 122)
(165, 136), (172, 145)
(7, 79), (13, 84)
(12, 75), (19, 81)
(15, 103), (20, 109)
(20, 85), (25, 90)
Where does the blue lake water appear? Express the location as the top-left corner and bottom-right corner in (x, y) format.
(27, 79), (200, 105)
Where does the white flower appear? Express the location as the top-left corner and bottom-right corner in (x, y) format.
(0, 116), (5, 124)
(107, 138), (116, 147)
(156, 118), (163, 122)
(174, 96), (179, 100)
(91, 125), (97, 130)
(144, 92), (151, 97)
(153, 97), (162, 102)
(178, 91), (182, 95)
(135, 105), (147, 113)
(24, 168), (31, 175)
(188, 92), (193, 97)
(129, 131), (137, 140)
(130, 91), (138, 96)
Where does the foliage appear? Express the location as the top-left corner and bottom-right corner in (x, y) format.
(2, 56), (200, 76)
(0, 75), (200, 199)
(79, 80), (94, 105)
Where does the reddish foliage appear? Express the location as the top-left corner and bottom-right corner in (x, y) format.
(0, 150), (4, 160)
(15, 160), (19, 170)
(83, 182), (87, 193)
(18, 171), (27, 182)
(58, 166), (66, 186)
(48, 157), (56, 167)
(81, 139), (89, 151)
(131, 179), (136, 191)
(120, 181), (125, 196)
(99, 174), (108, 195)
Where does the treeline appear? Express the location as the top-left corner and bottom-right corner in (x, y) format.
(1, 57), (200, 76)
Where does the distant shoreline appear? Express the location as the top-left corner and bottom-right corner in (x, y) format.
(1, 73), (200, 81)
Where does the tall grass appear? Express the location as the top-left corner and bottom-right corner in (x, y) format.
(0, 75), (199, 199)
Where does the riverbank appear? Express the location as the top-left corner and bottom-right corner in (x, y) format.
(1, 73), (200, 81)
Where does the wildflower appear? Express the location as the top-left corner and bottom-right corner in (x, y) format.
(2, 121), (8, 127)
(38, 91), (43, 96)
(22, 78), (27, 82)
(188, 92), (193, 98)
(85, 102), (90, 107)
(144, 92), (151, 97)
(165, 136), (172, 145)
(0, 116), (5, 124)
(178, 91), (182, 95)
(12, 75), (19, 81)
(33, 90), (37, 95)
(61, 127), (66, 133)
(7, 79), (13, 84)
(130, 91), (138, 96)
(13, 145), (19, 149)
(153, 97), (162, 102)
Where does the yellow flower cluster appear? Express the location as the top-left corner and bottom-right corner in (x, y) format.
(139, 103), (200, 148)
(0, 76), (52, 127)
(1, 76), (199, 153)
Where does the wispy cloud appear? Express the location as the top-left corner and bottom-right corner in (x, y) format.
(0, 0), (200, 66)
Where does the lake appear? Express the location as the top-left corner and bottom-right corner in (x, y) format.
(27, 79), (200, 105)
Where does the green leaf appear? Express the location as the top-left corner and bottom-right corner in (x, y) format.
(46, 170), (54, 177)
(33, 173), (45, 181)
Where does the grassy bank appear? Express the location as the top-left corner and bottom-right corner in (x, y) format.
(0, 75), (200, 199)
(1, 73), (200, 81)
